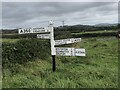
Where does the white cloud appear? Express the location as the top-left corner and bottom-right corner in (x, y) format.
(2, 2), (118, 28)
(1, 0), (119, 2)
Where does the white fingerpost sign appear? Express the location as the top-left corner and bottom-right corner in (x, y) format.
(33, 27), (50, 33)
(75, 48), (86, 56)
(37, 34), (50, 39)
(18, 27), (50, 34)
(19, 28), (32, 34)
(18, 20), (86, 72)
(55, 38), (81, 45)
(55, 47), (75, 56)
(55, 47), (85, 56)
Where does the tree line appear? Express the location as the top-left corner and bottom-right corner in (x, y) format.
(1, 24), (118, 34)
(54, 24), (118, 33)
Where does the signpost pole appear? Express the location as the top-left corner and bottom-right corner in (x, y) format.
(49, 21), (56, 72)
(52, 55), (56, 71)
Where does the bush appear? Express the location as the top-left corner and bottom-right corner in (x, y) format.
(54, 31), (72, 39)
(2, 38), (51, 65)
(72, 32), (117, 38)
(2, 33), (37, 39)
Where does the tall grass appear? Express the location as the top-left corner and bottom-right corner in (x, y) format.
(2, 37), (118, 88)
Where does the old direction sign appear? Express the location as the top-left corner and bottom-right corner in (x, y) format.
(33, 27), (50, 33)
(19, 28), (32, 34)
(55, 38), (81, 45)
(55, 47), (85, 56)
(75, 48), (86, 56)
(18, 27), (50, 34)
(37, 34), (50, 39)
(18, 21), (86, 72)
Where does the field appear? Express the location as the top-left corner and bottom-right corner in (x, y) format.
(2, 36), (118, 88)
(71, 30), (117, 38)
(71, 30), (117, 35)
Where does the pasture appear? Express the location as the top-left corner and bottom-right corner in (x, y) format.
(2, 36), (118, 88)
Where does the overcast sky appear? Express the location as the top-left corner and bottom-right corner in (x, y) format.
(2, 2), (118, 29)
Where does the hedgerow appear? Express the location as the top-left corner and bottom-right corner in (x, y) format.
(2, 39), (51, 65)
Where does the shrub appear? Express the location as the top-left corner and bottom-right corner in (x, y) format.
(54, 31), (72, 39)
(72, 32), (117, 38)
(2, 34), (37, 39)
(2, 38), (50, 65)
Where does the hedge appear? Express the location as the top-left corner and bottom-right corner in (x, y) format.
(72, 32), (117, 38)
(2, 38), (51, 65)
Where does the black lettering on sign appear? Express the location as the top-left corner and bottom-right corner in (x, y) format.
(76, 51), (85, 54)
(24, 29), (31, 33)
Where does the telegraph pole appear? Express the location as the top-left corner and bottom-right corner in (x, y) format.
(62, 21), (64, 27)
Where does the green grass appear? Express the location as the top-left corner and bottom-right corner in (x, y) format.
(71, 30), (117, 35)
(2, 37), (118, 88)
(1, 39), (19, 43)
(0, 73), (1, 89)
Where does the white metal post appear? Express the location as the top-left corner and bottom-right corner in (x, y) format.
(49, 21), (56, 55)
(49, 21), (56, 71)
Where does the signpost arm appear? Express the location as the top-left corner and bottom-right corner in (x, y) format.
(49, 21), (56, 72)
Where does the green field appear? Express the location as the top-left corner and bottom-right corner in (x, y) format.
(71, 30), (117, 35)
(1, 38), (19, 43)
(2, 36), (118, 88)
